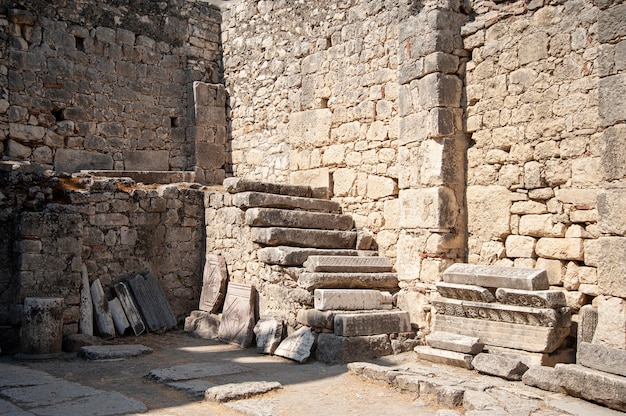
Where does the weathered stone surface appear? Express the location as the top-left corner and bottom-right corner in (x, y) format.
(426, 331), (484, 354)
(399, 187), (459, 230)
(113, 282), (146, 336)
(184, 310), (220, 339)
(54, 149), (113, 173)
(443, 263), (549, 290)
(577, 304), (598, 346)
(472, 353), (528, 381)
(79, 265), (93, 336)
(233, 191), (341, 213)
(592, 296), (626, 349)
(485, 345), (575, 368)
(433, 314), (569, 353)
(20, 297), (64, 356)
(78, 344), (152, 360)
(90, 280), (116, 340)
(218, 282), (256, 348)
(273, 326), (315, 363)
(495, 288), (566, 309)
(597, 237), (626, 298)
(578, 342), (626, 377)
(149, 362), (250, 382)
(555, 364), (626, 412)
(435, 282), (496, 302)
(334, 310), (411, 337)
(109, 298), (130, 335)
(245, 208), (353, 230)
(314, 289), (392, 311)
(127, 274), (177, 332)
(296, 308), (336, 330)
(251, 227), (356, 249)
(535, 238), (584, 261)
(314, 333), (392, 364)
(253, 317), (284, 354)
(298, 272), (399, 291)
(257, 246), (375, 266)
(304, 256), (392, 273)
(522, 366), (565, 393)
(205, 381), (282, 403)
(505, 235), (536, 258)
(167, 380), (215, 397)
(122, 150), (169, 170)
(199, 253), (228, 313)
(414, 345), (475, 369)
(62, 334), (101, 353)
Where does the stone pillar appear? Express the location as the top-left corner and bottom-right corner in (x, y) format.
(19, 297), (64, 356)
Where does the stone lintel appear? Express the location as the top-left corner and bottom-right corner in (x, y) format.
(334, 310), (411, 337)
(414, 345), (475, 369)
(234, 191), (341, 213)
(495, 288), (566, 308)
(245, 208), (353, 230)
(435, 281), (496, 302)
(298, 272), (399, 291)
(443, 263), (549, 290)
(305, 255), (392, 273)
(251, 227), (357, 249)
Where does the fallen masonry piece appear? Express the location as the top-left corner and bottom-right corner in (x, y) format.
(555, 364), (626, 412)
(218, 283), (256, 348)
(184, 310), (221, 339)
(233, 191), (340, 213)
(435, 281), (496, 302)
(204, 381), (282, 403)
(199, 253), (228, 313)
(258, 246), (376, 266)
(78, 344), (153, 360)
(334, 310), (411, 336)
(485, 345), (575, 368)
(304, 255), (392, 273)
(472, 353), (528, 381)
(251, 227), (357, 249)
(245, 207), (354, 230)
(414, 345), (475, 369)
(224, 177), (321, 198)
(296, 308), (382, 330)
(315, 333), (392, 364)
(298, 272), (399, 291)
(273, 326), (315, 363)
(114, 282), (145, 336)
(314, 289), (392, 311)
(443, 263), (549, 290)
(495, 288), (566, 308)
(253, 316), (284, 354)
(90, 279), (116, 340)
(149, 362), (250, 383)
(109, 298), (130, 335)
(426, 331), (484, 354)
(577, 342), (626, 377)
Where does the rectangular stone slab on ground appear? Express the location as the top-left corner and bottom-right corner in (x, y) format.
(251, 227), (357, 249)
(233, 191), (341, 213)
(113, 282), (146, 336)
(314, 289), (392, 311)
(218, 282), (256, 348)
(433, 314), (569, 353)
(127, 274), (177, 332)
(90, 279), (116, 339)
(495, 288), (566, 308)
(333, 310), (411, 337)
(486, 345), (575, 367)
(199, 253), (228, 313)
(273, 326), (315, 363)
(472, 353), (528, 381)
(298, 272), (399, 291)
(304, 256), (392, 273)
(245, 208), (354, 230)
(577, 342), (626, 377)
(443, 263), (549, 290)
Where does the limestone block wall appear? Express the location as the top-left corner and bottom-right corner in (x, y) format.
(0, 1), (223, 174)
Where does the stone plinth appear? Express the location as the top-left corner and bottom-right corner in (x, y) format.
(20, 297), (64, 357)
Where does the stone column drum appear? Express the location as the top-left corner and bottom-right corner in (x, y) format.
(20, 297), (64, 356)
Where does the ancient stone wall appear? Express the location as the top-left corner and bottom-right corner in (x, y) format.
(0, 1), (222, 174)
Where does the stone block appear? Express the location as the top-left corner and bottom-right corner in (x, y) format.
(78, 344), (152, 360)
(598, 190), (626, 235)
(505, 235), (536, 258)
(472, 353), (528, 381)
(253, 317), (284, 355)
(314, 289), (392, 311)
(426, 331), (484, 354)
(485, 345), (575, 368)
(109, 298), (130, 335)
(149, 362), (249, 383)
(184, 310), (220, 339)
(199, 253), (228, 313)
(414, 345), (474, 369)
(127, 274), (177, 332)
(218, 282), (256, 348)
(418, 73), (463, 109)
(224, 177), (316, 198)
(288, 109), (332, 146)
(597, 237), (626, 298)
(195, 143), (225, 169)
(90, 279), (116, 340)
(592, 296), (626, 349)
(273, 326), (315, 363)
(443, 263), (549, 290)
(519, 214), (566, 238)
(114, 282), (146, 336)
(245, 208), (353, 230)
(518, 31), (548, 65)
(290, 167), (331, 191)
(122, 150), (169, 171)
(522, 366), (565, 393)
(251, 227), (356, 249)
(495, 288), (566, 309)
(233, 191), (341, 213)
(535, 238), (584, 261)
(578, 342), (626, 377)
(257, 246), (373, 266)
(298, 272), (399, 291)
(334, 311), (411, 336)
(435, 282), (496, 302)
(433, 314), (569, 353)
(467, 185), (511, 239)
(555, 364), (626, 412)
(314, 333), (392, 364)
(54, 149), (113, 173)
(305, 256), (392, 273)
(205, 381), (282, 403)
(577, 304), (598, 346)
(79, 265), (93, 336)
(399, 187), (459, 230)
(20, 297), (64, 356)
(600, 73), (626, 127)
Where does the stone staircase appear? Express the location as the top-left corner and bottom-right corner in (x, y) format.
(223, 178), (415, 363)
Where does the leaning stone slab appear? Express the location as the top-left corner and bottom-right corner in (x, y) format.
(495, 288), (566, 308)
(314, 289), (392, 311)
(547, 396), (626, 416)
(577, 341), (626, 377)
(20, 297), (64, 356)
(414, 345), (474, 369)
(199, 253), (228, 313)
(426, 331), (484, 354)
(253, 316), (284, 354)
(472, 353), (528, 381)
(184, 310), (220, 339)
(314, 333), (392, 364)
(258, 246), (376, 266)
(77, 344), (153, 360)
(443, 263), (549, 290)
(79, 265), (93, 336)
(334, 310), (411, 336)
(109, 298), (130, 335)
(113, 282), (145, 336)
(205, 381), (282, 403)
(167, 380), (215, 397)
(234, 191), (341, 213)
(251, 227), (356, 249)
(149, 362), (250, 383)
(555, 364), (626, 412)
(435, 281), (496, 302)
(90, 280), (116, 340)
(298, 272), (399, 291)
(273, 326), (315, 363)
(224, 177), (320, 198)
(433, 314), (569, 353)
(29, 391), (147, 416)
(485, 345), (575, 367)
(246, 208), (353, 230)
(218, 282), (256, 348)
(305, 256), (392, 273)
(127, 273), (177, 332)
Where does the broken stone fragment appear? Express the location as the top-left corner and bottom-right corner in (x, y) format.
(273, 326), (315, 363)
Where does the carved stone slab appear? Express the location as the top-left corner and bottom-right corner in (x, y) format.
(245, 208), (353, 230)
(432, 296), (571, 327)
(127, 274), (177, 332)
(253, 317), (284, 354)
(109, 297), (130, 335)
(304, 256), (392, 273)
(443, 263), (549, 290)
(218, 282), (256, 348)
(314, 289), (392, 311)
(495, 288), (566, 308)
(577, 342), (626, 377)
(114, 282), (146, 336)
(251, 227), (356, 249)
(334, 310), (411, 337)
(90, 279), (116, 339)
(274, 326), (315, 363)
(298, 272), (399, 291)
(199, 253), (228, 313)
(435, 281), (496, 302)
(79, 265), (93, 336)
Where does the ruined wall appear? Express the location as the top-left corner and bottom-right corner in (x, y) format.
(0, 1), (222, 173)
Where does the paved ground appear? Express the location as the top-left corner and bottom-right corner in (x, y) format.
(0, 331), (622, 416)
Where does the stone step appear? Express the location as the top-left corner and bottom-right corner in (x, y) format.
(251, 227), (357, 249)
(443, 263), (549, 290)
(304, 255), (392, 273)
(433, 314), (569, 353)
(555, 364), (626, 412)
(258, 246), (377, 266)
(414, 345), (475, 370)
(334, 310), (411, 336)
(233, 191), (341, 213)
(435, 281), (496, 302)
(425, 331), (484, 354)
(245, 208), (354, 230)
(314, 289), (392, 311)
(224, 177), (328, 199)
(298, 272), (399, 291)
